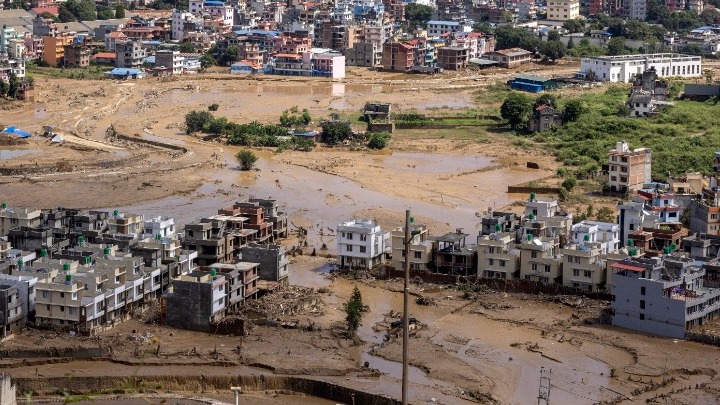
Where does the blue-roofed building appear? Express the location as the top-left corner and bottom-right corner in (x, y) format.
(106, 68), (146, 79)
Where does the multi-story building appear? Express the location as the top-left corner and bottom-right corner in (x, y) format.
(310, 50), (345, 78)
(345, 42), (381, 67)
(477, 232), (519, 279)
(434, 230), (477, 276)
(382, 42), (413, 71)
(519, 236), (561, 284)
(41, 35), (73, 67)
(570, 221), (620, 254)
(579, 54), (702, 82)
(627, 0), (647, 20)
(115, 40), (146, 69)
(485, 48), (533, 68)
(166, 271), (226, 331)
(437, 46), (468, 70)
(336, 219), (389, 270)
(617, 200), (659, 247)
(547, 0), (580, 20)
(0, 284), (22, 339)
(0, 204), (41, 240)
(105, 31), (127, 52)
(154, 50), (183, 75)
(560, 245), (606, 292)
(426, 20), (472, 37)
(63, 43), (90, 68)
(612, 257), (720, 338)
(608, 141), (652, 193)
(240, 243), (289, 286)
(391, 225), (433, 272)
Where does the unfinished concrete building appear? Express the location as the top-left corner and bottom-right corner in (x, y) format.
(240, 243), (289, 287)
(166, 271), (227, 332)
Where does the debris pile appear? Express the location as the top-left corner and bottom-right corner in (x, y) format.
(242, 286), (322, 318)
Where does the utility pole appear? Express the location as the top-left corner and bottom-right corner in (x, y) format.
(538, 367), (551, 405)
(402, 209), (411, 405)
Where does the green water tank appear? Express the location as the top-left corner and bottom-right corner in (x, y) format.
(40, 249), (48, 257)
(210, 268), (217, 277)
(627, 239), (634, 247)
(63, 263), (70, 271)
(16, 259), (23, 267)
(104, 247), (110, 255)
(526, 234), (533, 241)
(65, 273), (72, 283)
(495, 224), (501, 232)
(584, 235), (590, 242)
(0, 202), (6, 209)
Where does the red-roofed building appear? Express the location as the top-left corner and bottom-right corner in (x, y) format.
(382, 42), (413, 71)
(32, 6), (59, 16)
(92, 52), (116, 65)
(105, 31), (127, 52)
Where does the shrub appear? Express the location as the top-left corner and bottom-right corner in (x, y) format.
(367, 132), (391, 149)
(235, 150), (258, 171)
(208, 103), (219, 111)
(185, 110), (214, 134)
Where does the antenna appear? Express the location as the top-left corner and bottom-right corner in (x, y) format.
(538, 367), (551, 405)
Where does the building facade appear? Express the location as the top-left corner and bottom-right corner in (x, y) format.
(336, 219), (389, 270)
(608, 141), (652, 193)
(579, 54), (702, 82)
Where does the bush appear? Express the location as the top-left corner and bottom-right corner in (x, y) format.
(367, 132), (391, 149)
(235, 150), (258, 171)
(185, 110), (214, 134)
(561, 176), (577, 191)
(321, 121), (352, 144)
(208, 103), (219, 111)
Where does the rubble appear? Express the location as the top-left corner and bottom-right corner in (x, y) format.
(241, 286), (323, 319)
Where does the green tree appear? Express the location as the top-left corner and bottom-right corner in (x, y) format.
(115, 4), (125, 18)
(500, 92), (533, 130)
(607, 37), (628, 56)
(561, 176), (577, 191)
(179, 42), (195, 53)
(0, 80), (8, 98)
(208, 103), (219, 111)
(321, 121), (352, 144)
(596, 207), (615, 223)
(472, 21), (493, 33)
(567, 36), (575, 50)
(218, 46), (238, 66)
(367, 132), (390, 149)
(562, 18), (585, 33)
(344, 286), (364, 335)
(562, 99), (586, 122)
(7, 73), (19, 100)
(534, 94), (557, 109)
(39, 11), (59, 22)
(185, 110), (214, 134)
(97, 5), (115, 20)
(200, 54), (215, 69)
(58, 5), (76, 22)
(405, 3), (433, 29)
(235, 150), (258, 171)
(547, 30), (561, 41)
(540, 40), (566, 61)
(495, 25), (540, 51)
(204, 117), (228, 135)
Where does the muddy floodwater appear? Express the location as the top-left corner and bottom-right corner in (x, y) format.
(0, 149), (41, 160)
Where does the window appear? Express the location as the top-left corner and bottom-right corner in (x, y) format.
(60, 292), (65, 299)
(71, 292), (77, 300)
(42, 291), (49, 299)
(584, 270), (592, 278)
(69, 307), (77, 315)
(346, 233), (353, 240)
(639, 313), (645, 320)
(46, 305), (50, 311)
(545, 265), (551, 272)
(488, 259), (494, 266)
(531, 263), (538, 271)
(640, 286), (646, 295)
(414, 251), (421, 259)
(531, 251), (537, 259)
(500, 260), (506, 267)
(573, 269), (580, 277)
(60, 306), (65, 312)
(346, 245), (353, 252)
(640, 300), (645, 309)
(360, 234), (367, 241)
(359, 246), (367, 253)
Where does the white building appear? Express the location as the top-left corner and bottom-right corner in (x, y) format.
(611, 257), (720, 339)
(426, 20), (472, 37)
(547, 0), (580, 20)
(205, 3), (234, 27)
(171, 9), (193, 41)
(579, 53), (702, 83)
(525, 197), (559, 218)
(310, 49), (346, 79)
(336, 219), (390, 270)
(616, 201), (659, 248)
(154, 50), (183, 75)
(628, 0), (647, 20)
(571, 220), (620, 254)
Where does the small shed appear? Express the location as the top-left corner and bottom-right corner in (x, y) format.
(363, 102), (391, 121)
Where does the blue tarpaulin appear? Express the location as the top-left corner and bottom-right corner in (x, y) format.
(1, 126), (31, 138)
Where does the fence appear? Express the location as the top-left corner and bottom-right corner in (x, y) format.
(686, 331), (720, 347)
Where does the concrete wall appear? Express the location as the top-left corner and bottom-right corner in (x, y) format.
(166, 281), (213, 331)
(612, 276), (687, 338)
(240, 244), (287, 282)
(0, 373), (16, 405)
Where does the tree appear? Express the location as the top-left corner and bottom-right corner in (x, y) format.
(596, 207), (615, 223)
(567, 36), (575, 50)
(185, 110), (214, 134)
(115, 4), (125, 18)
(547, 30), (561, 41)
(607, 36), (628, 56)
(344, 286), (364, 335)
(562, 99), (586, 122)
(562, 18), (585, 33)
(500, 92), (532, 130)
(208, 103), (219, 111)
(367, 132), (390, 149)
(97, 5), (115, 20)
(405, 3), (433, 29)
(218, 46), (238, 66)
(561, 176), (577, 191)
(472, 21), (493, 33)
(235, 150), (258, 171)
(204, 117), (228, 135)
(179, 42), (195, 53)
(321, 121), (352, 144)
(494, 25), (541, 51)
(0, 80), (8, 98)
(58, 5), (76, 22)
(200, 54), (215, 69)
(540, 40), (566, 61)
(7, 73), (19, 100)
(39, 11), (59, 22)
(534, 94), (557, 109)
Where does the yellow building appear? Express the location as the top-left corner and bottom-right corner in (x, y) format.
(547, 0), (580, 21)
(41, 35), (73, 67)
